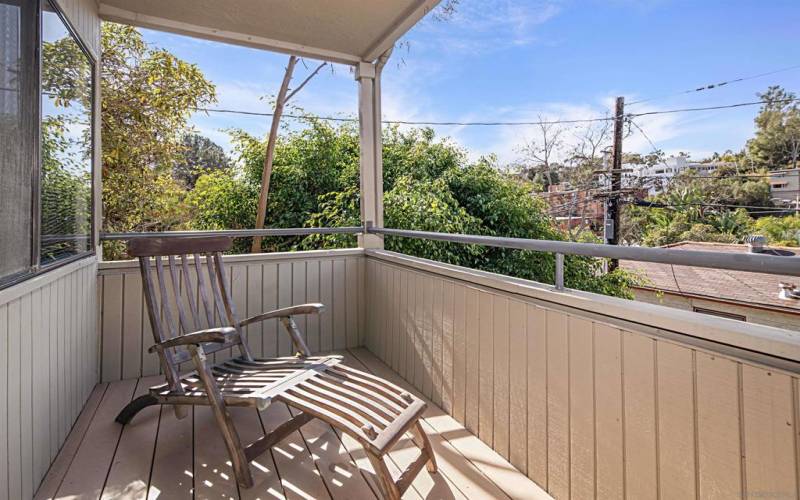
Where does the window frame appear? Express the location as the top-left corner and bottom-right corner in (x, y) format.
(0, 0), (96, 291)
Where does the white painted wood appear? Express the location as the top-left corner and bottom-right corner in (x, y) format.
(362, 253), (800, 499)
(97, 252), (365, 379)
(1, 258), (98, 497)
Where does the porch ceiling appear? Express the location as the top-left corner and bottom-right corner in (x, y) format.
(98, 0), (440, 64)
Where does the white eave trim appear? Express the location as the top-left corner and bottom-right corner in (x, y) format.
(98, 4), (363, 65)
(362, 0), (441, 62)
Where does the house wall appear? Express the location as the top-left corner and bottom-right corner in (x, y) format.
(97, 249), (366, 382)
(364, 250), (800, 500)
(0, 2), (101, 499)
(633, 287), (800, 331)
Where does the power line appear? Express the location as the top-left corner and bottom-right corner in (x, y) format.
(634, 200), (788, 211)
(627, 63), (800, 106)
(194, 96), (799, 128)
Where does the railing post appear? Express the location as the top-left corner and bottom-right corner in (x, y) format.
(554, 253), (564, 291)
(356, 61), (384, 249)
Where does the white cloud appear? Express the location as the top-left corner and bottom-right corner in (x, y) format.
(412, 0), (562, 55)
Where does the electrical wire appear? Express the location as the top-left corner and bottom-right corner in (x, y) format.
(627, 64), (800, 106)
(193, 96), (800, 128)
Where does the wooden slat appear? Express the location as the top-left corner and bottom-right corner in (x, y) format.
(441, 280), (455, 415)
(34, 384), (107, 500)
(259, 402), (331, 499)
(478, 291), (494, 446)
(492, 295), (509, 460)
(421, 274), (433, 399)
(233, 407), (285, 500)
(52, 379), (137, 498)
(346, 257), (359, 348)
(32, 287), (51, 487)
(20, 292), (34, 498)
(593, 323), (624, 499)
(508, 300), (526, 474)
(193, 403), (239, 498)
(349, 347), (551, 499)
(656, 341), (697, 499)
(696, 352), (742, 498)
(100, 376), (162, 499)
(568, 316), (595, 499)
(121, 273), (144, 380)
(101, 274), (123, 382)
(262, 262), (279, 357)
(319, 260), (334, 353)
(277, 263), (293, 356)
(526, 305), (548, 488)
(147, 405), (194, 499)
(333, 260), (346, 350)
(7, 299), (22, 500)
(305, 260), (321, 354)
(622, 331), (657, 500)
(431, 277), (444, 408)
(290, 402), (399, 500)
(464, 287), (480, 435)
(451, 284), (466, 425)
(546, 309), (569, 499)
(0, 304), (8, 500)
(742, 364), (797, 498)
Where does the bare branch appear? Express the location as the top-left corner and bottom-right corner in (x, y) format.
(284, 61), (327, 104)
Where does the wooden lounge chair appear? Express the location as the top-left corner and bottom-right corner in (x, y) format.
(114, 236), (436, 498)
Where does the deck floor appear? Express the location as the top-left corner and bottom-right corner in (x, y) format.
(34, 348), (547, 499)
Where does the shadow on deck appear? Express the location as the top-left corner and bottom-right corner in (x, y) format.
(34, 348), (549, 499)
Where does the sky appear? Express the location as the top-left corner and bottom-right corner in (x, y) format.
(140, 0), (800, 166)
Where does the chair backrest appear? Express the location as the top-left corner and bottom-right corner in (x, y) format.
(128, 236), (253, 388)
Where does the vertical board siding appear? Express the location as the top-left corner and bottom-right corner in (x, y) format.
(364, 256), (800, 499)
(0, 259), (98, 499)
(98, 252), (365, 381)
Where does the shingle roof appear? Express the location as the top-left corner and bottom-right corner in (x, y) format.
(620, 241), (800, 312)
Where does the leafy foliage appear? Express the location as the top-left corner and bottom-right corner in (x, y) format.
(98, 24), (217, 258)
(173, 133), (230, 188)
(747, 86), (800, 169)
(188, 123), (637, 297)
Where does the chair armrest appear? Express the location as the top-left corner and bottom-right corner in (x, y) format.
(240, 303), (325, 327)
(148, 327), (237, 353)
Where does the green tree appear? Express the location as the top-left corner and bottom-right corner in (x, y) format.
(753, 216), (800, 246)
(747, 86), (800, 169)
(98, 24), (216, 258)
(173, 133), (230, 188)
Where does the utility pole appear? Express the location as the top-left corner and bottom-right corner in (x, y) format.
(605, 96), (624, 271)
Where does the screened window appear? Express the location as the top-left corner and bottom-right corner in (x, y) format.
(0, 0), (94, 289)
(40, 0), (93, 264)
(0, 0), (36, 284)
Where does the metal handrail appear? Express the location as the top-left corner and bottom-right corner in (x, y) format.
(99, 226), (800, 282)
(100, 227), (363, 240)
(367, 227), (800, 279)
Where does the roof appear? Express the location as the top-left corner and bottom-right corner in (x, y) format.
(621, 241), (800, 313)
(98, 0), (440, 64)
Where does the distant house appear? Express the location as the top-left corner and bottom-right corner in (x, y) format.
(621, 241), (800, 330)
(540, 184), (605, 232)
(628, 157), (736, 194)
(769, 168), (800, 209)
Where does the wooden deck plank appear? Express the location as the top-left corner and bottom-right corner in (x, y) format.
(286, 406), (376, 499)
(35, 352), (548, 500)
(100, 376), (163, 499)
(194, 404), (241, 499)
(232, 407), (285, 500)
(147, 405), (194, 499)
(34, 383), (107, 500)
(348, 347), (552, 500)
(259, 402), (330, 499)
(338, 350), (463, 500)
(52, 379), (137, 499)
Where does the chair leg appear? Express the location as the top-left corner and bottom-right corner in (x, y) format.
(411, 421), (437, 473)
(367, 454), (401, 500)
(115, 394), (159, 425)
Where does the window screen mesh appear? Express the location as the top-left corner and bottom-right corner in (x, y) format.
(0, 0), (34, 281)
(39, 1), (93, 265)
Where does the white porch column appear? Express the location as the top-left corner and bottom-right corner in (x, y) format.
(356, 60), (384, 249)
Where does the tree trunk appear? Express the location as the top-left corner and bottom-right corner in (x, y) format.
(251, 55), (298, 253)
